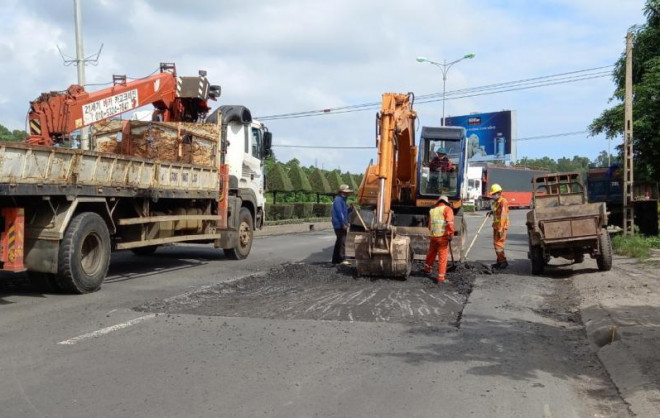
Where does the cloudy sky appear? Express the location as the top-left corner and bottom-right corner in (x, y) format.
(0, 0), (646, 173)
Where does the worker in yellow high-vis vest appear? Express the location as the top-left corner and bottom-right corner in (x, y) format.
(490, 183), (510, 269)
(423, 195), (455, 283)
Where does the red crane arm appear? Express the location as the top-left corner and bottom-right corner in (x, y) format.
(26, 63), (218, 146)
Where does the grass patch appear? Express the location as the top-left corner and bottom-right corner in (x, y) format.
(611, 234), (660, 259)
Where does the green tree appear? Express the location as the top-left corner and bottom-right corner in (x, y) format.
(266, 162), (293, 203)
(288, 163), (312, 201)
(309, 168), (332, 203)
(589, 0), (660, 181)
(342, 172), (359, 191)
(0, 124), (27, 142)
(326, 170), (344, 192)
(592, 150), (622, 168)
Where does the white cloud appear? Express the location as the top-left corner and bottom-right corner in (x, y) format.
(0, 0), (647, 171)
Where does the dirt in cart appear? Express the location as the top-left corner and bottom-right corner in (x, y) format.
(137, 261), (487, 327)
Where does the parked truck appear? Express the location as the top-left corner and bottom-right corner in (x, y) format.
(526, 172), (612, 275)
(466, 163), (548, 210)
(587, 166), (659, 236)
(0, 63), (271, 293)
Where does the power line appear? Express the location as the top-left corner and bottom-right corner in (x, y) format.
(257, 65), (613, 121)
(273, 130), (593, 149)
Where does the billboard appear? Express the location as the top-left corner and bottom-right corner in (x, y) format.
(445, 110), (516, 162)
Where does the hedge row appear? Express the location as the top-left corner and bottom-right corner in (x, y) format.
(266, 203), (332, 221)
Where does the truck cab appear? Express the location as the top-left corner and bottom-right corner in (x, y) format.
(206, 105), (272, 230)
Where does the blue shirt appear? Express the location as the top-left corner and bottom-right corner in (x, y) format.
(332, 195), (350, 229)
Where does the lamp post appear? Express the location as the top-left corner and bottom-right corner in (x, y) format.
(416, 53), (475, 125)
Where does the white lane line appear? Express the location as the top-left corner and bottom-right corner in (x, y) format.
(58, 314), (156, 346)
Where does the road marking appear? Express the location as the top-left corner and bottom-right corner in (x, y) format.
(58, 314), (156, 346)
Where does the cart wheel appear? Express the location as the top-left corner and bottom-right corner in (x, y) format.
(530, 245), (544, 275)
(596, 231), (613, 271)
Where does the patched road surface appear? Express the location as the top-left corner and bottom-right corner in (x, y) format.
(138, 262), (480, 326)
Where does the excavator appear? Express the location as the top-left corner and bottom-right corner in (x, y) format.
(347, 92), (468, 278)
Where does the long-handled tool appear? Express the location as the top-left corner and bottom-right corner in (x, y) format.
(464, 212), (491, 260)
(448, 239), (457, 272)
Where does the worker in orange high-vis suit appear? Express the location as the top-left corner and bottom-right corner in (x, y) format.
(424, 195), (455, 283)
(490, 183), (510, 269)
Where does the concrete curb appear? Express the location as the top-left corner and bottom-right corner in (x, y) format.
(255, 222), (333, 237)
(577, 258), (660, 417)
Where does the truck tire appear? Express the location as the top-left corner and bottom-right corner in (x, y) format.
(56, 212), (111, 294)
(131, 245), (159, 256)
(225, 208), (253, 260)
(530, 245), (544, 275)
(596, 231), (613, 271)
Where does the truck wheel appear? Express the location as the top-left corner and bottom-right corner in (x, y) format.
(596, 231), (613, 271)
(225, 208), (253, 260)
(131, 245), (159, 256)
(56, 212), (111, 294)
(531, 245), (544, 275)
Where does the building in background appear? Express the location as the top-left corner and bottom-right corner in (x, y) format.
(445, 110), (517, 162)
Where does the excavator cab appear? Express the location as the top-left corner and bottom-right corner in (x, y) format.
(418, 126), (467, 201)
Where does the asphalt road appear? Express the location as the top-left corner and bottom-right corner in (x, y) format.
(0, 210), (630, 417)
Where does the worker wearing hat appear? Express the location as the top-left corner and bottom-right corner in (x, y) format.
(331, 184), (354, 265)
(424, 195), (455, 283)
(427, 147), (455, 192)
(490, 183), (509, 269)
(428, 147), (454, 173)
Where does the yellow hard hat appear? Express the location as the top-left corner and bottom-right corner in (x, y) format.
(490, 183), (503, 194)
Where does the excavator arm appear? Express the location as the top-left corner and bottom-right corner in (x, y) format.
(353, 93), (418, 278)
(27, 63), (221, 146)
(357, 93), (417, 219)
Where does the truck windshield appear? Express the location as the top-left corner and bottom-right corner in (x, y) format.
(419, 139), (460, 197)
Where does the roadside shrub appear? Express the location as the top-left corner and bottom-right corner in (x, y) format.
(266, 204), (294, 220)
(313, 203), (332, 218)
(292, 202), (314, 219)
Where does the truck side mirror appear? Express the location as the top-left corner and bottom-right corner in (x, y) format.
(263, 131), (273, 158)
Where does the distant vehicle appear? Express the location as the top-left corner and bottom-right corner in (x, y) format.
(587, 166), (658, 236)
(466, 163), (548, 210)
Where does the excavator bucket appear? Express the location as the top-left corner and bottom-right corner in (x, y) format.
(354, 232), (412, 278)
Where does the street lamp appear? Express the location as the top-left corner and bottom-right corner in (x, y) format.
(416, 53), (475, 125)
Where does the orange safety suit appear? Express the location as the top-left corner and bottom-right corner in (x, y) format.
(424, 202), (455, 282)
(492, 195), (510, 264)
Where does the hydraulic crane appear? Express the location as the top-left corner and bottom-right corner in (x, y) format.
(26, 63), (221, 146)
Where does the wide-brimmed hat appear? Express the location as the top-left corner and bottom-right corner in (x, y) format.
(338, 184), (353, 194)
(437, 195), (450, 204)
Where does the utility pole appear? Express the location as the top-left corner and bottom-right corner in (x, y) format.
(73, 0), (89, 150)
(623, 31), (635, 235)
(58, 0), (103, 150)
